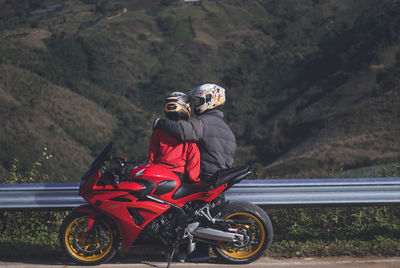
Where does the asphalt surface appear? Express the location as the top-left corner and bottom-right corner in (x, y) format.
(1, 256), (400, 268)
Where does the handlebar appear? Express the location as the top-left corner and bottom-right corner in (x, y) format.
(111, 157), (137, 165)
(109, 157), (136, 183)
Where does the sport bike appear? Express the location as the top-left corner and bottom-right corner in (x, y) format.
(59, 142), (273, 266)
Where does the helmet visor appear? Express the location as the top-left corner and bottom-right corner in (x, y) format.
(194, 97), (205, 107)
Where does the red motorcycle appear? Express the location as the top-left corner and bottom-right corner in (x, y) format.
(59, 142), (273, 265)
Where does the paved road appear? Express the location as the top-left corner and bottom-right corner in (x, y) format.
(1, 256), (400, 268)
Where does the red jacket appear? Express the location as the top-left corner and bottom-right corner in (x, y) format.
(148, 128), (200, 183)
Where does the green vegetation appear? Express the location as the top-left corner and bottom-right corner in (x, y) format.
(1, 162), (400, 259)
(0, 211), (67, 259)
(2, 206), (400, 260)
(1, 0), (400, 260)
(268, 206), (400, 257)
(0, 153), (68, 259)
(0, 0), (399, 179)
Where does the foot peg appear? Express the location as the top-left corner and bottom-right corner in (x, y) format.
(187, 222), (199, 233)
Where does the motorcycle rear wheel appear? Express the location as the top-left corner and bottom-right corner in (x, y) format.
(213, 201), (273, 264)
(59, 212), (119, 265)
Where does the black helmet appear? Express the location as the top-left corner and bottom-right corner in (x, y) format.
(164, 92), (191, 120)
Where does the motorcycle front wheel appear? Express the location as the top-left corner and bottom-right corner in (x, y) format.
(213, 201), (273, 264)
(59, 212), (119, 265)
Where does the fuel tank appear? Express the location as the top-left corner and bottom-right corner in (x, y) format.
(127, 163), (181, 197)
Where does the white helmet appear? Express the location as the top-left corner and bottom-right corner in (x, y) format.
(190, 84), (226, 115)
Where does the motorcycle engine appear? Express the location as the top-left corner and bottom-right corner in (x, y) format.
(142, 211), (181, 246)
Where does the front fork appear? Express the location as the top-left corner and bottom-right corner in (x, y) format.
(72, 205), (99, 234)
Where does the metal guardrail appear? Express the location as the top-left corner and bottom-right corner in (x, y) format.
(1, 178), (400, 209)
(229, 178), (400, 206)
(0, 183), (84, 209)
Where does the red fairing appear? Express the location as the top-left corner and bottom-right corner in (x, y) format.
(130, 164), (181, 196)
(130, 164), (181, 184)
(79, 162), (230, 252)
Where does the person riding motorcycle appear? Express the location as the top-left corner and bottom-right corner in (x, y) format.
(156, 83), (236, 180)
(59, 87), (272, 266)
(149, 92), (200, 183)
(155, 84), (236, 262)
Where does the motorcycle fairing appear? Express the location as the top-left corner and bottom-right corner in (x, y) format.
(78, 147), (247, 252)
(102, 200), (170, 252)
(83, 190), (171, 252)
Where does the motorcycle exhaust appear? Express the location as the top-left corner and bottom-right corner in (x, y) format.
(192, 227), (244, 242)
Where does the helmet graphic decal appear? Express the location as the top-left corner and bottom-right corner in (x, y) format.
(190, 84), (226, 114)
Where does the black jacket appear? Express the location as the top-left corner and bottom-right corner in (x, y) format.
(162, 109), (236, 178)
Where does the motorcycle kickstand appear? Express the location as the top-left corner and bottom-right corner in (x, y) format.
(166, 242), (178, 268)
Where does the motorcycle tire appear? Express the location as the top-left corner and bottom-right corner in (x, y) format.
(213, 201), (273, 264)
(59, 212), (119, 265)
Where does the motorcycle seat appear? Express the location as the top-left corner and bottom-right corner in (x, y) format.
(212, 164), (253, 188)
(172, 165), (253, 200)
(172, 180), (214, 200)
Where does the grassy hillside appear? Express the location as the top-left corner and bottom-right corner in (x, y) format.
(0, 0), (399, 181)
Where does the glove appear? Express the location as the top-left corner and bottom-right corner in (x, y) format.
(152, 118), (165, 130)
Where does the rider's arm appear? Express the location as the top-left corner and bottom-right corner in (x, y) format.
(162, 118), (204, 142)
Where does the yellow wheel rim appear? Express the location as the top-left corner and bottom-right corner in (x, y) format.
(218, 212), (265, 259)
(64, 216), (113, 262)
